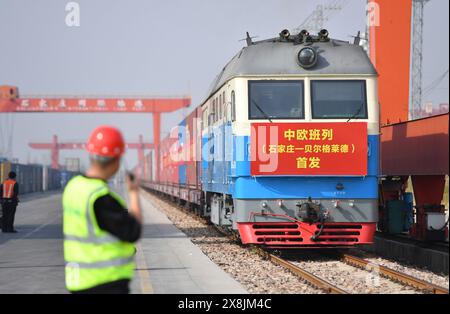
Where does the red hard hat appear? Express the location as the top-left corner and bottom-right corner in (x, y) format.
(86, 125), (125, 158)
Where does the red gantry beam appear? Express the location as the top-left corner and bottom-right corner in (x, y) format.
(0, 86), (190, 113)
(0, 97), (190, 113)
(1, 85), (191, 180)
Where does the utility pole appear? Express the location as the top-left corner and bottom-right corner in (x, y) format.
(410, 0), (429, 120)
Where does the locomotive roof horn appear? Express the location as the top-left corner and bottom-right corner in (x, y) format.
(279, 29), (291, 40)
(298, 29), (313, 43)
(318, 29), (329, 41)
(299, 29), (309, 37)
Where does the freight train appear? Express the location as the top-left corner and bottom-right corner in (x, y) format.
(141, 29), (380, 248)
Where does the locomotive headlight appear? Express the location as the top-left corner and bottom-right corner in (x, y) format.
(298, 47), (318, 69)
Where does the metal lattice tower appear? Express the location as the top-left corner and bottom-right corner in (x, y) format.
(410, 0), (429, 120)
(293, 0), (348, 34)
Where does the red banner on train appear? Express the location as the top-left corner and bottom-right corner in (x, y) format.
(250, 122), (368, 176)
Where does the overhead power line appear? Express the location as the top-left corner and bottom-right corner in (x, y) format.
(423, 69), (449, 97)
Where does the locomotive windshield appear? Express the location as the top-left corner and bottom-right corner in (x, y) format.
(248, 81), (304, 120)
(311, 80), (368, 119)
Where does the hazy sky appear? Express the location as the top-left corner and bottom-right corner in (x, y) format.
(0, 0), (448, 168)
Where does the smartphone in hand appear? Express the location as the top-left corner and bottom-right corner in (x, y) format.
(126, 171), (139, 192)
(127, 171), (135, 182)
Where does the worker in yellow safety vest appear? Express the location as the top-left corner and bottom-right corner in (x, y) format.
(63, 126), (142, 294)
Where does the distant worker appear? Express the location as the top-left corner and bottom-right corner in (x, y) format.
(1, 171), (19, 233)
(62, 126), (142, 294)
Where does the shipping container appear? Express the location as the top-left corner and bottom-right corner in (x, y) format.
(144, 153), (153, 182)
(65, 158), (81, 172)
(0, 161), (11, 182)
(0, 161), (78, 195)
(185, 107), (201, 188)
(10, 163), (43, 194)
(159, 133), (179, 184)
(46, 167), (62, 191)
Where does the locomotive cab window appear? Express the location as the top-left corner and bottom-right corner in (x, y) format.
(311, 80), (368, 119)
(248, 81), (304, 120)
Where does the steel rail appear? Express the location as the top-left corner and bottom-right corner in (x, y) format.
(144, 188), (349, 294)
(253, 248), (348, 294)
(341, 254), (449, 294)
(143, 188), (448, 295)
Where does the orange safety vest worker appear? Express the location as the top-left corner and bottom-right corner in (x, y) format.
(2, 179), (16, 199)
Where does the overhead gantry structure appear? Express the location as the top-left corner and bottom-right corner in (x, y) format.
(369, 0), (449, 241)
(0, 85), (191, 181)
(29, 135), (153, 174)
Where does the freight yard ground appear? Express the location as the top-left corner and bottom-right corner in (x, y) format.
(0, 190), (247, 294)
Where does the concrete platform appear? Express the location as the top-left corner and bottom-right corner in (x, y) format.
(0, 189), (247, 294)
(131, 193), (247, 294)
(363, 232), (449, 275)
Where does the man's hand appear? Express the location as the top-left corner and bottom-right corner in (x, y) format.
(125, 172), (142, 223)
(126, 172), (140, 192)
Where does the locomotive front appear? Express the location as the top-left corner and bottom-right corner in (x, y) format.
(202, 29), (379, 247)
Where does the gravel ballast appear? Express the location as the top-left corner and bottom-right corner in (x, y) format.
(288, 255), (419, 294)
(143, 192), (321, 294)
(142, 190), (448, 294)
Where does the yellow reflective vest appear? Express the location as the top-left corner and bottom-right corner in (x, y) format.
(62, 175), (135, 291)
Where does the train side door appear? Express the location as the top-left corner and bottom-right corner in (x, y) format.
(207, 101), (215, 185)
(224, 94), (233, 186)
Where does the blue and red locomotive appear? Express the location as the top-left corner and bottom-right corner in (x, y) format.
(142, 29), (379, 248)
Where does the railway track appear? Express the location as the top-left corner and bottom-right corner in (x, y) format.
(255, 249), (348, 294)
(258, 250), (450, 294)
(143, 189), (344, 294)
(142, 188), (449, 295)
(341, 254), (449, 294)
(282, 250), (449, 294)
